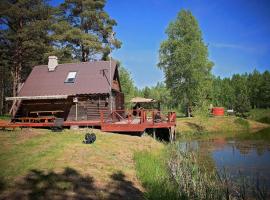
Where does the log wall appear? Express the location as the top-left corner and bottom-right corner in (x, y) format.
(15, 92), (124, 121)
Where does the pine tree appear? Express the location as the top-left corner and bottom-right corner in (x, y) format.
(248, 69), (262, 108)
(231, 74), (251, 115)
(0, 35), (12, 113)
(220, 78), (235, 109)
(158, 10), (213, 116)
(52, 0), (121, 62)
(259, 71), (270, 108)
(143, 87), (151, 98)
(119, 65), (136, 106)
(0, 0), (54, 97)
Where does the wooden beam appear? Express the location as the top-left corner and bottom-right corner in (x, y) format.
(5, 95), (68, 101)
(153, 128), (156, 140)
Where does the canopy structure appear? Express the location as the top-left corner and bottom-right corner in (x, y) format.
(130, 97), (157, 103)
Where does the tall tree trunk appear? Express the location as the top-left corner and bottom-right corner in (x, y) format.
(82, 45), (87, 62)
(81, 45), (90, 62)
(187, 102), (192, 117)
(12, 19), (23, 97)
(12, 51), (22, 97)
(12, 67), (18, 97)
(0, 64), (4, 115)
(81, 12), (87, 62)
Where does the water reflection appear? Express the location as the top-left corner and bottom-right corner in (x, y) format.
(179, 138), (270, 188)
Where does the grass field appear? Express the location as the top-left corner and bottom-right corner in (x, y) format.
(176, 116), (269, 140)
(134, 150), (179, 200)
(248, 108), (270, 124)
(0, 114), (269, 199)
(0, 128), (162, 199)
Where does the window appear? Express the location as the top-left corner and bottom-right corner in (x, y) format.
(65, 72), (77, 83)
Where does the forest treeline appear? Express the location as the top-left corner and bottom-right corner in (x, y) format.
(213, 70), (270, 114)
(120, 67), (270, 116)
(0, 0), (121, 114)
(120, 10), (270, 116)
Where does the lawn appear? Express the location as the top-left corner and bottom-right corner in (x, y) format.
(0, 115), (269, 199)
(134, 150), (179, 200)
(0, 128), (162, 199)
(248, 108), (270, 124)
(176, 115), (269, 140)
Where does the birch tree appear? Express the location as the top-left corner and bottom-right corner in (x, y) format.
(158, 10), (213, 116)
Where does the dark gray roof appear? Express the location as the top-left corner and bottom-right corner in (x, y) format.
(18, 61), (118, 97)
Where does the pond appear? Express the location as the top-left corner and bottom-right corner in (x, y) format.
(178, 130), (270, 189)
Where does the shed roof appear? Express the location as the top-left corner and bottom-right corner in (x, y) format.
(130, 97), (157, 103)
(18, 60), (118, 97)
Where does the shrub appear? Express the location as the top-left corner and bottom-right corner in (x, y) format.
(168, 144), (226, 199)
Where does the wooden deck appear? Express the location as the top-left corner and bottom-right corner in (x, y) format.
(0, 120), (101, 128)
(0, 110), (177, 141)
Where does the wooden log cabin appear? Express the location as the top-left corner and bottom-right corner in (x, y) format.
(7, 56), (124, 121)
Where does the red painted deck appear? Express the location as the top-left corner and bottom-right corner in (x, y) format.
(0, 110), (176, 134)
(64, 120), (101, 127)
(0, 120), (100, 129)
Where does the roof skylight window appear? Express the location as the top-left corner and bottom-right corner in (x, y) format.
(65, 72), (77, 83)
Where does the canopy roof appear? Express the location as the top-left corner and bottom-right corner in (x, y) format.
(130, 97), (157, 103)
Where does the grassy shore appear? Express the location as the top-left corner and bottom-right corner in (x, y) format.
(134, 116), (270, 200)
(0, 128), (162, 199)
(248, 108), (270, 124)
(135, 142), (270, 200)
(134, 149), (178, 200)
(176, 116), (269, 140)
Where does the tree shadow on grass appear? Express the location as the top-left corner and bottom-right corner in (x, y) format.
(1, 167), (96, 200)
(105, 171), (144, 200)
(0, 168), (144, 200)
(0, 179), (6, 193)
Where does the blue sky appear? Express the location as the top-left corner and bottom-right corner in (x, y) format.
(52, 0), (270, 88)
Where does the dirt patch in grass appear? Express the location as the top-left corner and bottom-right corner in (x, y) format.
(0, 129), (47, 149)
(0, 128), (162, 199)
(14, 129), (48, 144)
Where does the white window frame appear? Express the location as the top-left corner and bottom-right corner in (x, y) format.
(65, 71), (77, 83)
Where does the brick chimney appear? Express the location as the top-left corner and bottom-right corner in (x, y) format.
(48, 56), (58, 71)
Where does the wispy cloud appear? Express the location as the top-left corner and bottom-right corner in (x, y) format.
(210, 42), (270, 55)
(210, 43), (255, 51)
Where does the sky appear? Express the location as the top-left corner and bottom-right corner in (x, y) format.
(52, 0), (270, 88)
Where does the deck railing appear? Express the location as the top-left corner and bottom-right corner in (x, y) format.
(100, 109), (176, 125)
